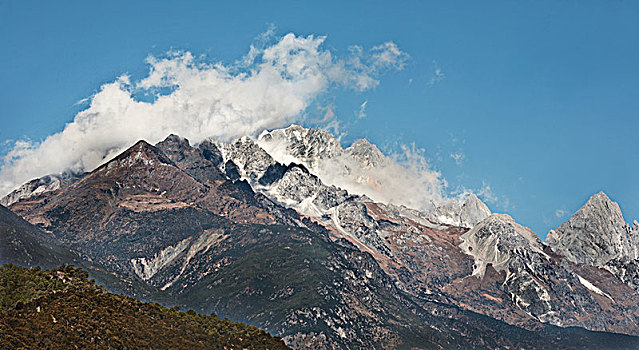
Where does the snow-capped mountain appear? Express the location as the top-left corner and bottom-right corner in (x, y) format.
(214, 126), (639, 335)
(242, 125), (489, 227)
(4, 125), (639, 348)
(457, 213), (639, 329)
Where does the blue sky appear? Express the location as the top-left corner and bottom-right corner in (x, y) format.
(1, 0), (638, 238)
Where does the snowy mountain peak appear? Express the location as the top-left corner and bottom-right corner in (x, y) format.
(546, 191), (637, 266)
(222, 136), (277, 183)
(585, 192), (625, 221)
(257, 124), (343, 169)
(345, 139), (386, 168)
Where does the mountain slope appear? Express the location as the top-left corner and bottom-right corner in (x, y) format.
(0, 203), (170, 302)
(0, 264), (288, 349)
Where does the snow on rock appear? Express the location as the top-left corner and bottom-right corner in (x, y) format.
(434, 194), (491, 228)
(576, 274), (615, 302)
(257, 125), (343, 169)
(459, 214), (563, 324)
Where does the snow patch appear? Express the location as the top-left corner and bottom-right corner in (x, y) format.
(576, 274), (615, 302)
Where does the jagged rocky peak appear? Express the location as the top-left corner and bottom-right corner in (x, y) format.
(1, 172), (80, 207)
(257, 124), (343, 168)
(344, 139), (386, 168)
(155, 134), (194, 163)
(546, 191), (638, 267)
(157, 133), (190, 148)
(155, 134), (226, 183)
(222, 136), (278, 182)
(460, 213), (548, 278)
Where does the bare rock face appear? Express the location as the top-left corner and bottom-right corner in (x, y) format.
(547, 192), (639, 294)
(546, 192), (639, 266)
(155, 134), (225, 183)
(459, 214), (560, 323)
(460, 214), (549, 278)
(605, 256), (639, 290)
(458, 214), (639, 332)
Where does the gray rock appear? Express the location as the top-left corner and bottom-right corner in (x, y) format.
(546, 192), (638, 266)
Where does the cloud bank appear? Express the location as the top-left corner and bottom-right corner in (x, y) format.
(259, 130), (447, 212)
(0, 33), (408, 196)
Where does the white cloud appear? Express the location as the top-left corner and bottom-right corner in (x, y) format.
(428, 60), (445, 87)
(458, 181), (510, 210)
(555, 209), (568, 218)
(317, 141), (447, 212)
(356, 100), (368, 119)
(450, 152), (465, 166)
(371, 42), (408, 70)
(316, 103), (336, 122)
(0, 32), (408, 196)
(260, 135), (446, 213)
(477, 183), (498, 204)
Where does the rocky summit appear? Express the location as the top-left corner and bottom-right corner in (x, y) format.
(547, 192), (639, 266)
(3, 126), (639, 349)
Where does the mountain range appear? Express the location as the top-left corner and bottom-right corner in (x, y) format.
(2, 125), (639, 349)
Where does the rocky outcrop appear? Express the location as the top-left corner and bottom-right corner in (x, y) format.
(547, 192), (639, 294)
(457, 214), (639, 332)
(460, 214), (549, 278)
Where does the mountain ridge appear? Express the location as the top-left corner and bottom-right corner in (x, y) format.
(3, 127), (639, 348)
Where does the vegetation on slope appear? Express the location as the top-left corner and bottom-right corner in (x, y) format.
(0, 264), (289, 349)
